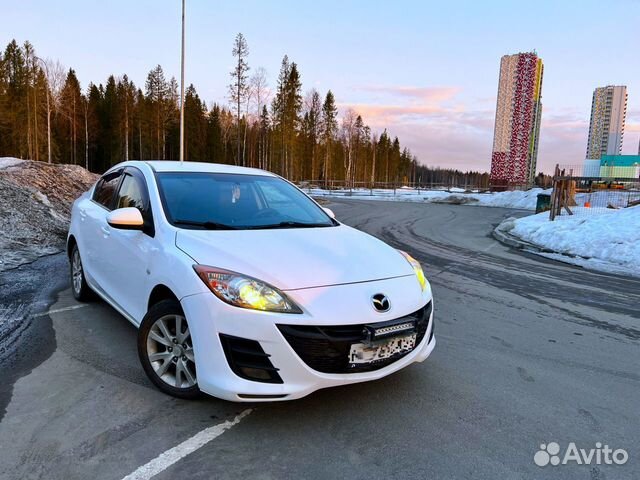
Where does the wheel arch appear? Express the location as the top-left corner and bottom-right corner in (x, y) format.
(67, 235), (77, 259)
(148, 284), (180, 311)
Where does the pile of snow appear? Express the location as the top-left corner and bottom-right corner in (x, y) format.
(0, 159), (97, 271)
(307, 186), (552, 210)
(507, 206), (640, 277)
(0, 157), (25, 169)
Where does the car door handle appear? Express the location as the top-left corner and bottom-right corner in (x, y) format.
(101, 226), (110, 237)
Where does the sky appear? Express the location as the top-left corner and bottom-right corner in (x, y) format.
(3, 0), (639, 174)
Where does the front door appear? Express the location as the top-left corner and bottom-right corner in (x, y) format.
(105, 167), (156, 323)
(81, 169), (122, 292)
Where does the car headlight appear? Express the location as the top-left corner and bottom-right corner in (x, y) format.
(194, 265), (302, 313)
(398, 250), (427, 291)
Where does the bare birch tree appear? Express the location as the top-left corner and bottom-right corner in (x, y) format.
(341, 108), (357, 187)
(229, 33), (249, 165)
(40, 59), (65, 163)
(250, 67), (269, 168)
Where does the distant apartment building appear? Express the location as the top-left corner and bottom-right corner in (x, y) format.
(585, 85), (627, 160)
(490, 52), (544, 187)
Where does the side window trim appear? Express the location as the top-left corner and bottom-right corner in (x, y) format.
(119, 166), (155, 237)
(109, 173), (126, 210)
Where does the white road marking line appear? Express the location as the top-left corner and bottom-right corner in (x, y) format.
(121, 409), (253, 480)
(31, 304), (88, 318)
(482, 242), (498, 253)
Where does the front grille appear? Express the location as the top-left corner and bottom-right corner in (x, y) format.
(220, 334), (283, 384)
(277, 302), (432, 374)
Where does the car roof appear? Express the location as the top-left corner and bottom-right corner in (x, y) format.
(113, 160), (276, 177)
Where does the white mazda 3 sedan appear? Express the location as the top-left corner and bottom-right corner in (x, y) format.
(67, 161), (435, 401)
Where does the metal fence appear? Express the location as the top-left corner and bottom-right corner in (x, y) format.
(297, 180), (492, 200)
(296, 179), (533, 195)
(298, 180), (491, 191)
(548, 164), (640, 220)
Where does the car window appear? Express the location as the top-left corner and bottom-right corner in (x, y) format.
(156, 173), (334, 230)
(114, 169), (154, 235)
(255, 179), (311, 220)
(93, 170), (122, 209)
(116, 173), (147, 211)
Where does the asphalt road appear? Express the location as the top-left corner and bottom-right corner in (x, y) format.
(1, 200), (639, 480)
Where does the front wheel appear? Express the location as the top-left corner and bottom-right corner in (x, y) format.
(137, 299), (201, 399)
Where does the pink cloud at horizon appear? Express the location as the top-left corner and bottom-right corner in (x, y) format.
(337, 87), (640, 174)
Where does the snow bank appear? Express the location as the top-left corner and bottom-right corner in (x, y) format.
(0, 158), (98, 270)
(308, 186), (552, 210)
(508, 206), (640, 277)
(0, 157), (25, 169)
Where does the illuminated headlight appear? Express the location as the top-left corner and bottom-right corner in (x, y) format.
(398, 250), (427, 291)
(194, 265), (302, 313)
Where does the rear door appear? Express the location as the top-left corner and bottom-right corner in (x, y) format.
(81, 169), (123, 290)
(104, 167), (156, 322)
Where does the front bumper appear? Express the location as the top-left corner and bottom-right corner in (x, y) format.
(180, 274), (435, 402)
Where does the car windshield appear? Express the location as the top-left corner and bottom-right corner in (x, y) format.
(156, 172), (336, 230)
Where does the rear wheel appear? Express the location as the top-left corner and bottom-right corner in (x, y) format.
(70, 245), (93, 301)
(138, 299), (201, 399)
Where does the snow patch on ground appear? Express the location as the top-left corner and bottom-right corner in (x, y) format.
(308, 186), (551, 210)
(506, 206), (640, 277)
(34, 191), (52, 207)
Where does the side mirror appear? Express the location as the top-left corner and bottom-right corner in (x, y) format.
(323, 207), (336, 219)
(107, 207), (144, 230)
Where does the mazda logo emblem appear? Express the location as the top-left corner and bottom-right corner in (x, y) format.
(372, 293), (390, 312)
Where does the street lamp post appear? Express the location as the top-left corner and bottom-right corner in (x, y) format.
(179, 0), (185, 162)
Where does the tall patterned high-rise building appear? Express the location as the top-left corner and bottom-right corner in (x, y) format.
(585, 86), (627, 160)
(490, 52), (544, 186)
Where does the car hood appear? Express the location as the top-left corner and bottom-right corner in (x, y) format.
(175, 224), (414, 290)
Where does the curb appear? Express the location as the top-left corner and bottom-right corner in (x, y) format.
(493, 218), (639, 278)
(492, 218), (555, 253)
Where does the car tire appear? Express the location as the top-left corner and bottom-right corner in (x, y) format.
(138, 299), (201, 399)
(70, 244), (94, 301)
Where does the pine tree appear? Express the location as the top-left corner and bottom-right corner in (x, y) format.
(184, 84), (206, 160)
(1, 40), (28, 158)
(284, 62), (302, 179)
(59, 69), (82, 164)
(206, 104), (223, 163)
(145, 65), (168, 159)
(86, 83), (101, 168)
(271, 55), (290, 174)
(117, 75), (136, 161)
(321, 90), (338, 184)
(259, 105), (270, 170)
(304, 90), (322, 180)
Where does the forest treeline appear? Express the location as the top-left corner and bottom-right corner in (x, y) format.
(0, 36), (501, 187)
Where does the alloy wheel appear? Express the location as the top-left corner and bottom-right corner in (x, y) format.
(146, 314), (197, 389)
(72, 249), (83, 295)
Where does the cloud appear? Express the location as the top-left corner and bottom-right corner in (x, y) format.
(360, 85), (461, 103)
(625, 109), (640, 133)
(336, 102), (457, 123)
(336, 85), (629, 174)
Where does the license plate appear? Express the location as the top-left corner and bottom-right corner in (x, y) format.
(349, 333), (417, 365)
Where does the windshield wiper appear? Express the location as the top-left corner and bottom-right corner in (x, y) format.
(247, 221), (333, 230)
(173, 219), (238, 230)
